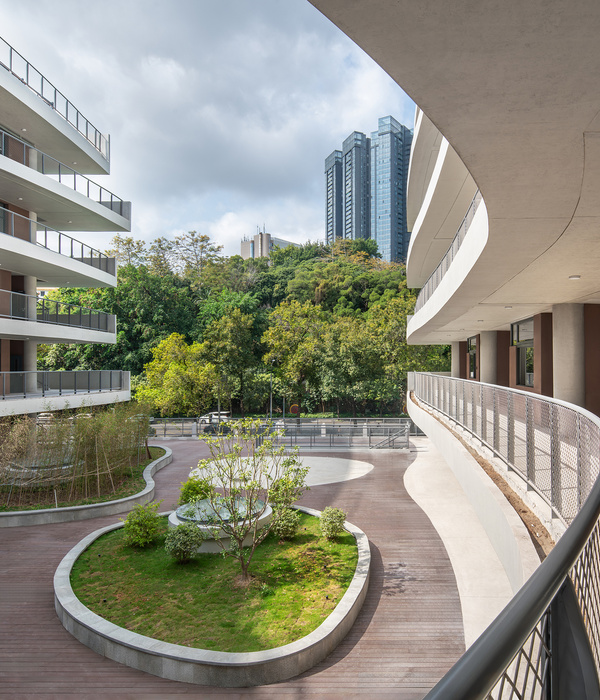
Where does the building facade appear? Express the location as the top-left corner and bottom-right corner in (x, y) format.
(0, 36), (131, 415)
(325, 116), (412, 262)
(370, 116), (413, 263)
(240, 230), (300, 260)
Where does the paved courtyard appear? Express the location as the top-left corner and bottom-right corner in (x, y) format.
(0, 439), (465, 699)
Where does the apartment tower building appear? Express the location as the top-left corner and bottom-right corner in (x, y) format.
(0, 37), (131, 415)
(325, 116), (412, 262)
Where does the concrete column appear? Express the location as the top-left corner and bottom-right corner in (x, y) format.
(552, 304), (585, 407)
(451, 342), (461, 377)
(479, 331), (497, 384)
(23, 273), (37, 393)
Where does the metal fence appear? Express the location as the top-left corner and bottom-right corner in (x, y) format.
(414, 190), (483, 314)
(0, 36), (110, 159)
(0, 127), (126, 218)
(0, 290), (113, 332)
(411, 373), (600, 699)
(1, 207), (115, 274)
(149, 417), (412, 448)
(0, 370), (128, 399)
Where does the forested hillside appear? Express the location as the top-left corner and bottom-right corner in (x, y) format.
(40, 233), (449, 416)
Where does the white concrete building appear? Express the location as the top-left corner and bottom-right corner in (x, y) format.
(310, 1), (600, 694)
(0, 37), (131, 415)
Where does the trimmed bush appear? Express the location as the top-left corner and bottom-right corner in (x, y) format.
(121, 501), (163, 548)
(178, 475), (213, 505)
(164, 522), (204, 563)
(272, 507), (301, 541)
(320, 506), (347, 541)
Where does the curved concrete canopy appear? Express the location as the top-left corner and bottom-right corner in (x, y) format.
(309, 0), (600, 342)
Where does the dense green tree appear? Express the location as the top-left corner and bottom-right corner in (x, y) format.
(135, 333), (216, 416)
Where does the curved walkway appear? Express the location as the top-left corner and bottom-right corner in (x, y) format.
(0, 439), (464, 699)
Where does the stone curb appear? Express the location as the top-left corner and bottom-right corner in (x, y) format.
(0, 446), (172, 527)
(53, 505), (370, 687)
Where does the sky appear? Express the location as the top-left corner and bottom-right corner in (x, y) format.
(0, 0), (415, 257)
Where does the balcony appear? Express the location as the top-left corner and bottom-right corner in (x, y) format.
(1, 207), (115, 287)
(0, 127), (130, 232)
(0, 290), (115, 343)
(0, 370), (130, 415)
(0, 36), (109, 162)
(410, 373), (600, 698)
(413, 190), (483, 314)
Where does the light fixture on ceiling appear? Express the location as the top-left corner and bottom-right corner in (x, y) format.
(569, 275), (581, 280)
(505, 305), (513, 309)
(17, 197), (23, 201)
(477, 319), (484, 322)
(72, 162), (77, 165)
(21, 128), (26, 132)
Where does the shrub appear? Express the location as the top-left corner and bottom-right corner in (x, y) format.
(272, 507), (301, 541)
(164, 522), (204, 563)
(320, 506), (347, 541)
(178, 475), (213, 505)
(121, 501), (163, 548)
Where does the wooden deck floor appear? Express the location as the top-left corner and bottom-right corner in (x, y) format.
(0, 440), (465, 699)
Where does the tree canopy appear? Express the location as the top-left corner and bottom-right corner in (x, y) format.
(40, 233), (449, 416)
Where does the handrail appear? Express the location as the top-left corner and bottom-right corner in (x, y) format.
(0, 127), (126, 218)
(0, 207), (115, 275)
(412, 373), (600, 698)
(0, 36), (109, 160)
(0, 370), (128, 399)
(0, 289), (113, 332)
(414, 190), (483, 313)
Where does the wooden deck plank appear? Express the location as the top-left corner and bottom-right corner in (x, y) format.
(0, 440), (465, 698)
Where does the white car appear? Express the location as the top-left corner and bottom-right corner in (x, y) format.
(198, 412), (230, 425)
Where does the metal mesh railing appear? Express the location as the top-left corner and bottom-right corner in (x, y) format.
(414, 190), (483, 313)
(412, 373), (599, 526)
(413, 373), (600, 699)
(0, 36), (109, 159)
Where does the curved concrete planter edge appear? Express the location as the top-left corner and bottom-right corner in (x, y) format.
(53, 504), (370, 687)
(0, 446), (172, 527)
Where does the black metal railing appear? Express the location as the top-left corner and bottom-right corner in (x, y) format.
(0, 290), (113, 332)
(411, 373), (600, 698)
(0, 127), (126, 218)
(0, 370), (128, 399)
(0, 207), (115, 274)
(0, 36), (109, 159)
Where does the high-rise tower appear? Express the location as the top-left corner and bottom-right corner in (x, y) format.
(325, 116), (412, 262)
(370, 116), (413, 262)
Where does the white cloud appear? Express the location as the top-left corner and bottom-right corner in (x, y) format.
(0, 0), (414, 255)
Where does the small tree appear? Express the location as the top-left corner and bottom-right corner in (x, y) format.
(195, 419), (308, 581)
(178, 474), (213, 505)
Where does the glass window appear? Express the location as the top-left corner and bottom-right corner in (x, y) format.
(467, 336), (477, 379)
(512, 318), (534, 387)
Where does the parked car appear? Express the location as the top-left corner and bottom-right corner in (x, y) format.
(198, 412), (230, 425)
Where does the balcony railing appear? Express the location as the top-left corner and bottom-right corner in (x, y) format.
(411, 373), (600, 699)
(0, 290), (114, 332)
(413, 190), (483, 314)
(0, 127), (126, 218)
(0, 370), (128, 399)
(0, 36), (109, 160)
(1, 207), (115, 275)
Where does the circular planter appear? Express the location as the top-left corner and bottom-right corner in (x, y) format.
(0, 447), (172, 528)
(54, 505), (370, 687)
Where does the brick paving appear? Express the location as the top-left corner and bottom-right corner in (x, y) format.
(0, 439), (464, 699)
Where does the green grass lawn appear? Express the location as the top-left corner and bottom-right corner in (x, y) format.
(71, 512), (358, 652)
(0, 447), (165, 512)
